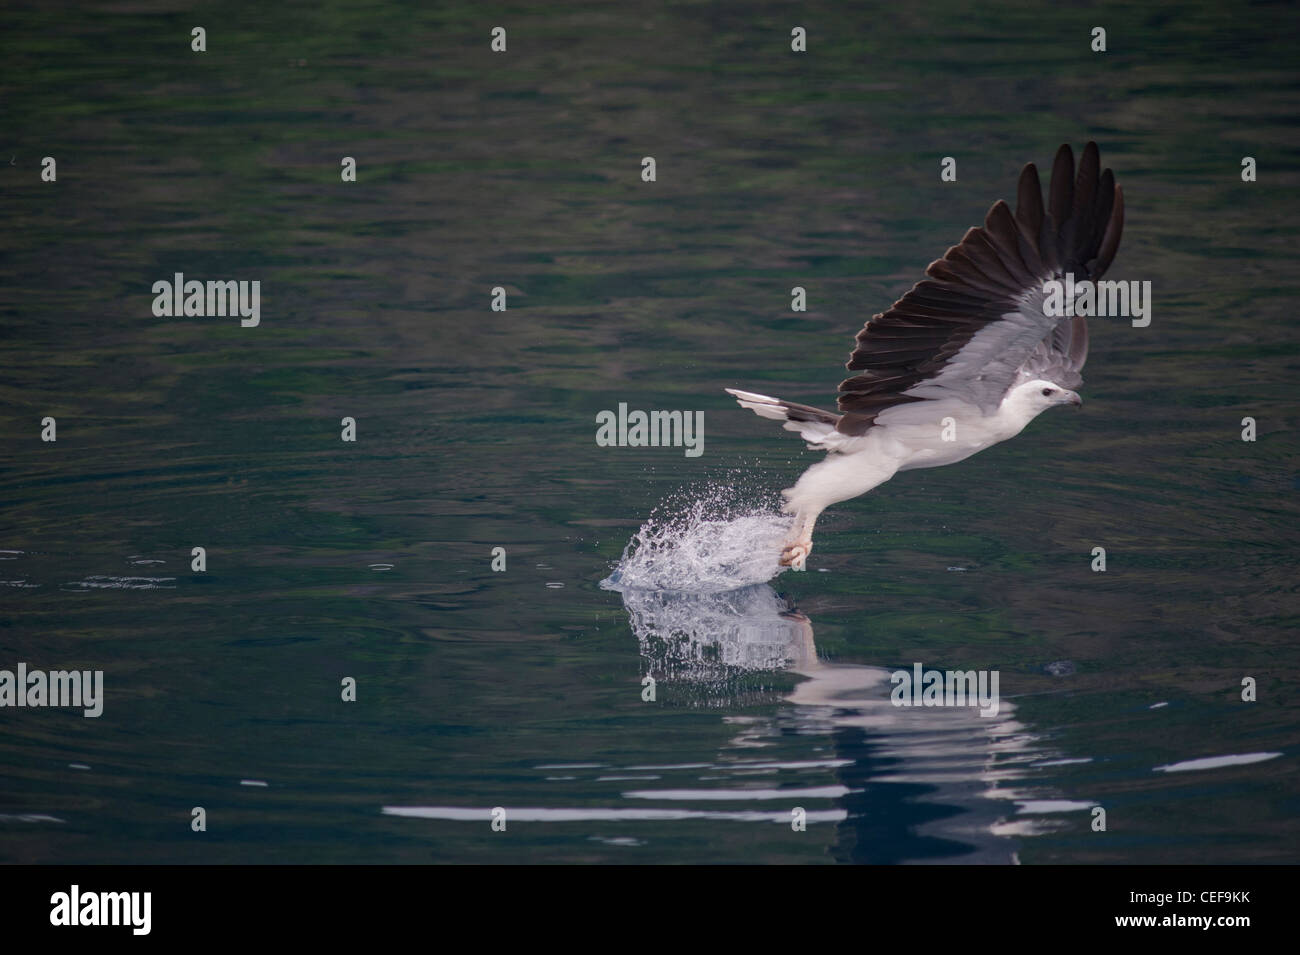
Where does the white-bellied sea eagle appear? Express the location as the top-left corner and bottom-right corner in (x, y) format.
(727, 142), (1124, 569)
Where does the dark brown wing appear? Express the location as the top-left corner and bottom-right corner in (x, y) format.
(836, 142), (1123, 435)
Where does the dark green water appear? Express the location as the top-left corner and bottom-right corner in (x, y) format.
(2, 1), (1297, 863)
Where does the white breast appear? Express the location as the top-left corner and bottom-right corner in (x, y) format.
(874, 397), (1035, 473)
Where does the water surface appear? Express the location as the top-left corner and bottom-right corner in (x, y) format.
(2, 0), (1298, 863)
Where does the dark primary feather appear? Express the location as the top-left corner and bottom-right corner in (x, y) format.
(779, 398), (840, 426)
(835, 142), (1124, 435)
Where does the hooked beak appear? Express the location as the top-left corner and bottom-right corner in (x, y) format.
(1068, 392), (1083, 407)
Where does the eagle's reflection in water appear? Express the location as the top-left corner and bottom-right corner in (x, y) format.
(615, 584), (1087, 864)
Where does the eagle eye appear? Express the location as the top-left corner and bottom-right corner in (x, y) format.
(1041, 388), (1055, 397)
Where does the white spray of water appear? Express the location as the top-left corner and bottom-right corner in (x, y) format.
(616, 584), (810, 685)
(601, 484), (791, 594)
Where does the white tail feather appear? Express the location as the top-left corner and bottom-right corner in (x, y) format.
(725, 387), (856, 451)
(725, 388), (788, 420)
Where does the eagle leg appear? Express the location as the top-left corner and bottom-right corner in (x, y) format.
(779, 506), (823, 571)
(780, 541), (812, 570)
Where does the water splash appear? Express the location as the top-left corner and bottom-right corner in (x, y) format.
(618, 584), (812, 691)
(601, 484), (791, 594)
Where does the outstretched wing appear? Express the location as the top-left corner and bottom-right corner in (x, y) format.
(1014, 313), (1089, 391)
(836, 142), (1123, 435)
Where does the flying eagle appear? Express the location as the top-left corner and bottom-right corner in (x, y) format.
(727, 142), (1124, 570)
